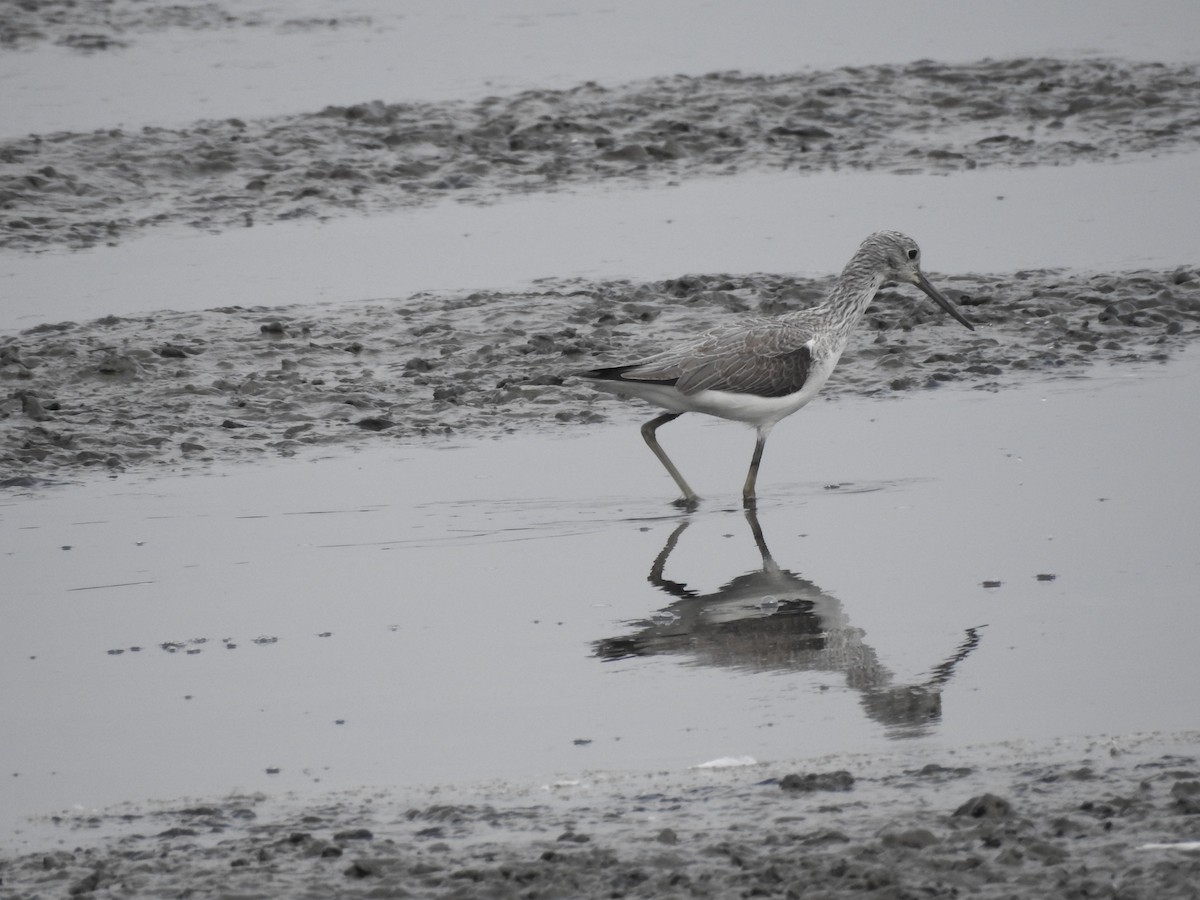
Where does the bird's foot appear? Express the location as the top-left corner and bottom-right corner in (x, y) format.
(672, 495), (700, 511)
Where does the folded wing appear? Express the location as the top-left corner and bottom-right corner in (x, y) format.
(585, 323), (814, 399)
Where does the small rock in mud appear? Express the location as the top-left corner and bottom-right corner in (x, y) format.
(915, 763), (974, 779)
(780, 770), (855, 792)
(343, 860), (375, 878)
(354, 417), (394, 431)
(95, 354), (138, 376)
(1171, 781), (1200, 814)
(333, 828), (374, 841)
(954, 793), (1014, 820)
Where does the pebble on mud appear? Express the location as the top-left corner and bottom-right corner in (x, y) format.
(333, 828), (374, 841)
(780, 770), (855, 792)
(355, 417), (395, 431)
(953, 793), (1014, 820)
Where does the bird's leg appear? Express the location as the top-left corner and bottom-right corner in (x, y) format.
(648, 519), (692, 595)
(742, 424), (773, 508)
(743, 505), (783, 577)
(640, 413), (699, 508)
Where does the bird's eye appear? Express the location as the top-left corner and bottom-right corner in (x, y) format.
(907, 249), (918, 261)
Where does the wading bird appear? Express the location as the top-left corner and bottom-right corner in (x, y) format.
(579, 231), (975, 507)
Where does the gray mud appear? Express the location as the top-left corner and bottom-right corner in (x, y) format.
(0, 0), (367, 52)
(3, 266), (1198, 486)
(2, 57), (1199, 251)
(3, 736), (1198, 899)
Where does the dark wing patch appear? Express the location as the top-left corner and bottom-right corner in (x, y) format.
(582, 324), (814, 398)
(674, 344), (812, 398)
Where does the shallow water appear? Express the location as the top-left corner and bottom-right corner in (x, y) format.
(4, 348), (1199, 844)
(3, 152), (1198, 332)
(4, 0), (1200, 864)
(4, 0), (1199, 138)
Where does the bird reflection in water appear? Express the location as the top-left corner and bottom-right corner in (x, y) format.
(593, 509), (984, 738)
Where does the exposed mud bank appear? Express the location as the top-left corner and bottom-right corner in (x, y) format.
(3, 57), (1199, 251)
(0, 0), (368, 52)
(3, 734), (1198, 899)
(2, 264), (1197, 487)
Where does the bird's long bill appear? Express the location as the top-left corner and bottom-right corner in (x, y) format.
(915, 270), (975, 331)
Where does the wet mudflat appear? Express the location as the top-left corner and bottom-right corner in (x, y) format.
(4, 55), (1200, 253)
(3, 0), (1200, 896)
(3, 351), (1200, 896)
(3, 257), (1198, 487)
(5, 733), (1200, 899)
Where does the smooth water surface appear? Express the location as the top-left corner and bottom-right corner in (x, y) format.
(4, 350), (1199, 844)
(4, 152), (1199, 332)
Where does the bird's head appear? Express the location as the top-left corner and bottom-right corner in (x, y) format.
(862, 231), (975, 331)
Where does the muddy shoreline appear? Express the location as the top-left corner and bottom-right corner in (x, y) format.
(2, 264), (1197, 488)
(3, 57), (1200, 252)
(5, 52), (1200, 486)
(3, 733), (1198, 898)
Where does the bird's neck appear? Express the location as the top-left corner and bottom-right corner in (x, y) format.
(787, 265), (886, 335)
